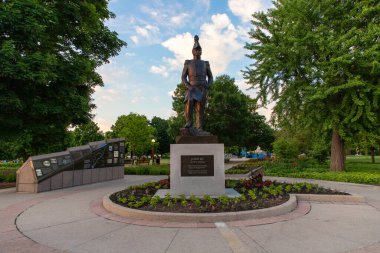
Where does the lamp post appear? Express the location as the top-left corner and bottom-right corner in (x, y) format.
(151, 139), (155, 165)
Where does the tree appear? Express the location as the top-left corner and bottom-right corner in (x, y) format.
(206, 75), (256, 146)
(273, 137), (298, 160)
(168, 83), (186, 139)
(111, 113), (156, 157)
(71, 121), (104, 146)
(150, 117), (172, 155)
(244, 0), (380, 171)
(0, 1), (126, 160)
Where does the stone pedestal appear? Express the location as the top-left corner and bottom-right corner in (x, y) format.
(170, 143), (225, 196)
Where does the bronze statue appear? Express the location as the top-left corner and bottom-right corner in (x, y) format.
(181, 35), (213, 133)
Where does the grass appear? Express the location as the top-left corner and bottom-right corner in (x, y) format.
(0, 162), (21, 170)
(124, 164), (169, 175)
(0, 171), (16, 182)
(263, 155), (380, 185)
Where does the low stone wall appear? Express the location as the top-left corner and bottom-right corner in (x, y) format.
(17, 166), (124, 193)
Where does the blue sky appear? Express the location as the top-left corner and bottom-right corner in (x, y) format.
(93, 0), (274, 132)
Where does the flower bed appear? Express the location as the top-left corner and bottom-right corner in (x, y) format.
(110, 176), (347, 213)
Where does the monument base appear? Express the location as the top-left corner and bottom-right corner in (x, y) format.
(170, 143), (225, 196)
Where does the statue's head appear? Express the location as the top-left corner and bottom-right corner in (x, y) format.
(192, 35), (202, 59)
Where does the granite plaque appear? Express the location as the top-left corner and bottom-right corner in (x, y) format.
(181, 155), (214, 177)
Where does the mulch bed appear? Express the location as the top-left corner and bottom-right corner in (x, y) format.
(0, 182), (16, 189)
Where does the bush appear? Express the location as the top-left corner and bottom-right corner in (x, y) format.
(5, 173), (16, 182)
(0, 173), (5, 182)
(273, 138), (298, 159)
(124, 165), (169, 175)
(309, 139), (329, 163)
(225, 146), (239, 155)
(263, 156), (380, 185)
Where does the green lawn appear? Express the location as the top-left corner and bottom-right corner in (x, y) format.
(124, 164), (169, 175)
(263, 155), (380, 185)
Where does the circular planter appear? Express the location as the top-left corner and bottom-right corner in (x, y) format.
(103, 193), (298, 223)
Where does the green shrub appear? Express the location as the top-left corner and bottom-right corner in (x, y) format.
(0, 162), (22, 169)
(0, 173), (5, 182)
(273, 138), (298, 159)
(263, 156), (380, 185)
(309, 139), (329, 163)
(225, 146), (239, 155)
(5, 173), (16, 182)
(124, 165), (169, 175)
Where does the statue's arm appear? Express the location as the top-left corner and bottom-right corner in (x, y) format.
(206, 61), (213, 88)
(181, 60), (191, 89)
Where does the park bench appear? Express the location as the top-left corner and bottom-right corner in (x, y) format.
(124, 159), (133, 165)
(135, 158), (150, 165)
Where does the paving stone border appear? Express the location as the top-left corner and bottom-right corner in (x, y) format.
(295, 193), (366, 203)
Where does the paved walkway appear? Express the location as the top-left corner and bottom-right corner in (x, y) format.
(0, 174), (380, 253)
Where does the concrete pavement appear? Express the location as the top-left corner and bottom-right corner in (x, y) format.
(0, 174), (380, 253)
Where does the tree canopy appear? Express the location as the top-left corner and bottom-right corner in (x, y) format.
(70, 121), (104, 147)
(244, 0), (380, 170)
(111, 113), (156, 157)
(150, 116), (172, 155)
(0, 0), (126, 159)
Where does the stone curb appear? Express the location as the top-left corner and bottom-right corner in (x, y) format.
(294, 193), (366, 203)
(103, 193), (298, 223)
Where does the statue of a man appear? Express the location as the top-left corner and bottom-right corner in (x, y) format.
(181, 35), (213, 131)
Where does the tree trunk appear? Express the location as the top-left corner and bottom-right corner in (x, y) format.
(330, 130), (345, 171)
(370, 146), (375, 163)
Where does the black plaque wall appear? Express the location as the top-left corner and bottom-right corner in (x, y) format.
(31, 138), (125, 191)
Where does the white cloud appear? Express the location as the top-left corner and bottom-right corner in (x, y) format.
(235, 79), (257, 98)
(130, 24), (160, 45)
(235, 78), (274, 121)
(170, 13), (190, 26)
(228, 0), (268, 23)
(199, 14), (243, 74)
(257, 102), (275, 121)
(130, 88), (146, 104)
(130, 35), (139, 44)
(196, 0), (211, 11)
(151, 13), (244, 78)
(94, 63), (130, 105)
(125, 52), (136, 57)
(168, 90), (175, 97)
(93, 117), (112, 133)
(149, 65), (169, 77)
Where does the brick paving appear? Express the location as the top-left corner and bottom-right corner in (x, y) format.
(0, 175), (379, 253)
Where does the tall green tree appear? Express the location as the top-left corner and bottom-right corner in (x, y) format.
(0, 1), (126, 160)
(111, 113), (156, 157)
(168, 83), (186, 139)
(71, 121), (104, 146)
(206, 75), (255, 146)
(244, 0), (380, 171)
(150, 116), (172, 155)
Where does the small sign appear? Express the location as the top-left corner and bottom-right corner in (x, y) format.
(50, 158), (57, 164)
(114, 151), (119, 158)
(108, 145), (113, 151)
(107, 158), (113, 164)
(36, 169), (43, 176)
(181, 155), (214, 177)
(43, 160), (51, 167)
